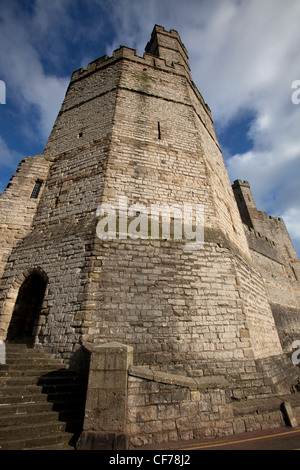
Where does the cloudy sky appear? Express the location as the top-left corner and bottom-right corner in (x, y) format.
(0, 0), (300, 255)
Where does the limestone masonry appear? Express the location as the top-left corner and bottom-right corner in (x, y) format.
(0, 26), (300, 449)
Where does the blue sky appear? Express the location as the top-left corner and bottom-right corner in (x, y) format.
(0, 0), (300, 255)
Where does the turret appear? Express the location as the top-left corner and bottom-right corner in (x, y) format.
(145, 25), (191, 74)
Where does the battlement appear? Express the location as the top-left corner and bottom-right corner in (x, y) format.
(233, 179), (285, 225)
(244, 223), (277, 247)
(232, 179), (250, 188)
(243, 223), (283, 264)
(68, 31), (213, 130)
(71, 44), (189, 83)
(250, 209), (286, 225)
(268, 214), (285, 224)
(145, 24), (190, 71)
(71, 25), (191, 81)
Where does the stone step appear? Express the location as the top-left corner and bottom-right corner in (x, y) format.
(0, 342), (87, 450)
(0, 420), (67, 440)
(3, 345), (66, 366)
(0, 401), (55, 415)
(0, 371), (86, 389)
(0, 375), (85, 388)
(24, 441), (75, 450)
(0, 411), (83, 433)
(0, 386), (86, 409)
(1, 357), (66, 367)
(0, 429), (75, 450)
(0, 396), (84, 415)
(0, 390), (85, 405)
(0, 383), (49, 396)
(0, 410), (62, 427)
(0, 392), (49, 405)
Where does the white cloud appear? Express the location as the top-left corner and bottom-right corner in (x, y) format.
(0, 1), (69, 141)
(0, 135), (23, 168)
(0, 135), (24, 192)
(280, 207), (300, 255)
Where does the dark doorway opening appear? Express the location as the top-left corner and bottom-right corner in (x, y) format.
(7, 273), (47, 343)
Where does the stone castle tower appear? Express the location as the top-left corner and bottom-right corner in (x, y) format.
(232, 180), (300, 352)
(0, 25), (299, 424)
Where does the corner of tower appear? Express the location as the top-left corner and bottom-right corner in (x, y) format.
(145, 24), (191, 72)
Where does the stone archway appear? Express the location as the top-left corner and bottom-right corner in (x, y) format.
(6, 273), (47, 343)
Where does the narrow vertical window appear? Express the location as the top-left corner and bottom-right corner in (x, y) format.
(158, 121), (161, 140)
(291, 266), (298, 281)
(30, 180), (43, 199)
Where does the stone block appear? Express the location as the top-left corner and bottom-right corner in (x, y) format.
(77, 431), (128, 450)
(281, 401), (298, 428)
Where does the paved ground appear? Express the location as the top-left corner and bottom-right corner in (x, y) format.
(137, 427), (300, 451)
(182, 427), (300, 450)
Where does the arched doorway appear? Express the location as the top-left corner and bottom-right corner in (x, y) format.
(6, 273), (47, 343)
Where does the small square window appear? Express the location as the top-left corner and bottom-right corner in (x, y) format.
(30, 180), (43, 199)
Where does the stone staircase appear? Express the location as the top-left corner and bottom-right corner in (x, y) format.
(232, 392), (300, 434)
(0, 343), (88, 450)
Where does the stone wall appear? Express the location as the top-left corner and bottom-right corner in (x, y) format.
(233, 179), (300, 355)
(77, 342), (298, 450)
(127, 367), (232, 447)
(82, 27), (283, 371)
(0, 27), (299, 448)
(0, 26), (292, 381)
(271, 303), (300, 352)
(0, 155), (50, 278)
(83, 230), (285, 375)
(0, 141), (108, 357)
(233, 179), (300, 308)
(77, 341), (234, 449)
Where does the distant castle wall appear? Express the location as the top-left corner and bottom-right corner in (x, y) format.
(233, 179), (300, 351)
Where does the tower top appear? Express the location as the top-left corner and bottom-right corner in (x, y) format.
(145, 25), (191, 73)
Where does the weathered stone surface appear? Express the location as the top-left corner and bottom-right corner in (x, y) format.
(76, 431), (128, 450)
(281, 401), (298, 428)
(0, 25), (299, 449)
(82, 342), (133, 434)
(0, 25), (288, 372)
(232, 179), (300, 349)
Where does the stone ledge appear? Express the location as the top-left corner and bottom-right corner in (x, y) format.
(128, 365), (228, 390)
(195, 376), (229, 390)
(232, 393), (300, 416)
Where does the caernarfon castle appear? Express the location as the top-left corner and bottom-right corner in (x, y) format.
(0, 26), (299, 450)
